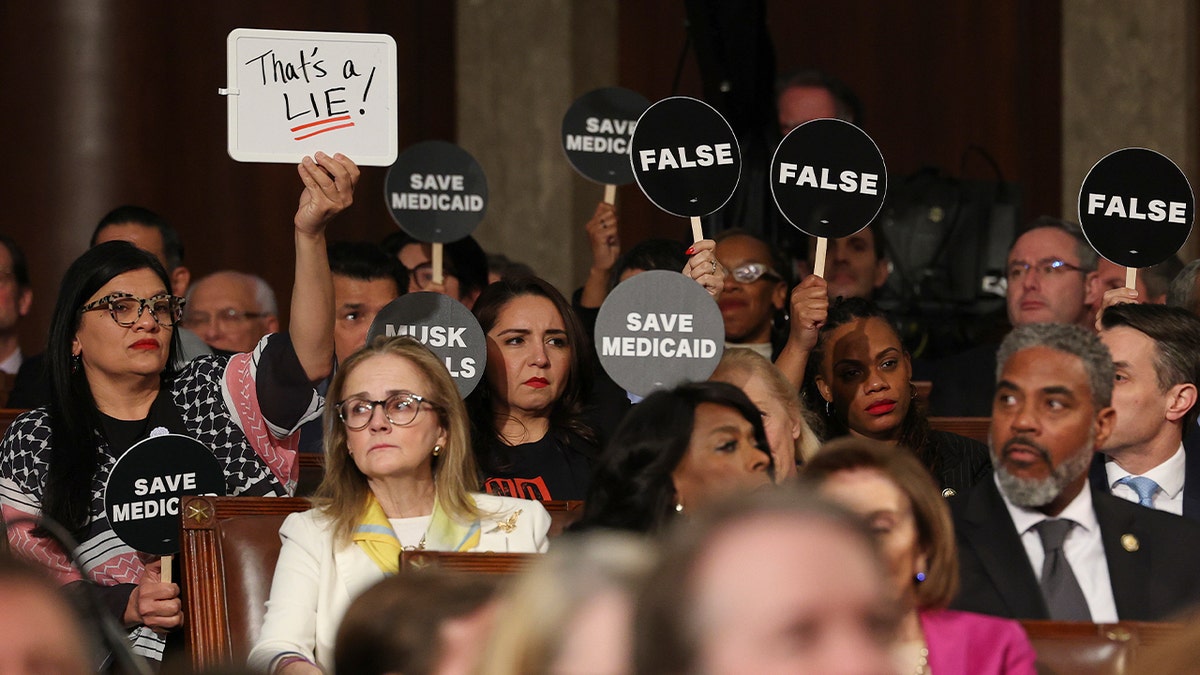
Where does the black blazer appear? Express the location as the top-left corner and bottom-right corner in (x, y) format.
(1089, 434), (1200, 523)
(951, 479), (1200, 621)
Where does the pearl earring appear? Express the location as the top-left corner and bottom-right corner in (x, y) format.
(432, 444), (441, 457)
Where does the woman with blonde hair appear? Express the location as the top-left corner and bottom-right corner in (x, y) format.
(250, 336), (550, 674)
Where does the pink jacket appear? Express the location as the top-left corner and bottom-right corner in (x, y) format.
(920, 608), (1037, 675)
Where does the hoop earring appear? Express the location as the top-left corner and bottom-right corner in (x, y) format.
(825, 400), (832, 417)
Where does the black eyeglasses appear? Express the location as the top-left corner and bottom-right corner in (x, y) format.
(730, 262), (782, 284)
(336, 392), (439, 430)
(409, 262), (459, 290)
(80, 292), (185, 327)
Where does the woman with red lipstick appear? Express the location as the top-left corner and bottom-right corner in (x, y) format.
(804, 297), (991, 496)
(468, 276), (599, 501)
(0, 152), (358, 665)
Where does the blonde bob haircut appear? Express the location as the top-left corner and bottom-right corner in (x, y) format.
(316, 335), (480, 543)
(800, 436), (959, 609)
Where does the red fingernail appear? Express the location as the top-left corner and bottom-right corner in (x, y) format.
(685, 246), (695, 255)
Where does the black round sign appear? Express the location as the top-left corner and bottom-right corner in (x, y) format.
(1077, 147), (1194, 268)
(629, 96), (741, 217)
(770, 118), (887, 239)
(104, 435), (226, 555)
(561, 87), (650, 185)
(367, 292), (487, 398)
(384, 141), (489, 243)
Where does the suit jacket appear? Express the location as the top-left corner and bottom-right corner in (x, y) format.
(247, 493), (550, 671)
(1089, 443), (1200, 522)
(920, 608), (1037, 675)
(950, 479), (1200, 621)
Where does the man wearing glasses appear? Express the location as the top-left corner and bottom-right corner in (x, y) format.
(182, 270), (279, 354)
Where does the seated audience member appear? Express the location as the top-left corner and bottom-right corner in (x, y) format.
(952, 323), (1200, 621)
(328, 241), (407, 365)
(182, 270), (279, 354)
(804, 438), (1037, 675)
(382, 231), (489, 309)
(1167, 258), (1200, 317)
(710, 347), (819, 481)
(798, 295), (990, 495)
(573, 381), (771, 534)
(467, 276), (601, 501)
(805, 224), (891, 301)
(249, 336), (550, 673)
(777, 67), (863, 136)
(486, 252), (535, 284)
(0, 555), (92, 675)
(1, 152), (357, 664)
(334, 569), (499, 675)
(1086, 255), (1182, 328)
(1088, 303), (1200, 521)
(635, 490), (898, 675)
(926, 217), (1097, 416)
(714, 230), (790, 360)
(0, 234), (32, 404)
(477, 532), (655, 675)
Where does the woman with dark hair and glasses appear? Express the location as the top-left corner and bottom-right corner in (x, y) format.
(250, 336), (548, 674)
(0, 153), (359, 664)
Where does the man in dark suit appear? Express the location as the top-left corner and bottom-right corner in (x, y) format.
(952, 323), (1200, 621)
(1088, 304), (1200, 521)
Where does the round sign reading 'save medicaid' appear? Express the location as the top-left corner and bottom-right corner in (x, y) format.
(367, 292), (486, 398)
(770, 118), (887, 239)
(1077, 147), (1194, 268)
(594, 270), (725, 397)
(104, 434), (226, 555)
(629, 96), (741, 217)
(561, 87), (651, 185)
(385, 140), (489, 243)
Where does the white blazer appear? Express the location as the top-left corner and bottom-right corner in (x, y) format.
(247, 493), (550, 672)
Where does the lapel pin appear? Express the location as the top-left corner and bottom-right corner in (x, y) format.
(1121, 533), (1139, 552)
(941, 488), (957, 498)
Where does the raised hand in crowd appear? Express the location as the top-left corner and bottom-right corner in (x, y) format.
(775, 274), (828, 390)
(683, 238), (725, 300)
(1093, 285), (1139, 331)
(581, 202), (621, 308)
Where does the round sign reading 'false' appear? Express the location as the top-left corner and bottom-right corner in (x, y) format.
(561, 87), (651, 185)
(385, 140), (489, 243)
(104, 435), (227, 555)
(594, 270), (725, 397)
(1077, 147), (1194, 268)
(770, 118), (887, 239)
(629, 96), (741, 217)
(367, 292), (487, 398)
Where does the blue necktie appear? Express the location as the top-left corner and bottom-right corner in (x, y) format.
(1116, 475), (1161, 508)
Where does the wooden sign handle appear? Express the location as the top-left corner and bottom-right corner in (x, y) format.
(603, 184), (617, 205)
(432, 243), (444, 285)
(813, 237), (829, 278)
(1125, 266), (1137, 291)
(161, 554), (173, 585)
(690, 217), (703, 244)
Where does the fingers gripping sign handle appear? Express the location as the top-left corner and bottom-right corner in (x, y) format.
(1126, 266), (1137, 291)
(690, 216), (704, 244)
(432, 243), (444, 285)
(812, 237), (829, 278)
(161, 554), (172, 585)
(604, 184), (617, 206)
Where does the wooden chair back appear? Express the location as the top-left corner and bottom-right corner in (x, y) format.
(1020, 620), (1181, 675)
(928, 416), (991, 444)
(399, 550), (536, 575)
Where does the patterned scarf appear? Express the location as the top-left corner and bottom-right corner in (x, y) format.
(352, 492), (482, 574)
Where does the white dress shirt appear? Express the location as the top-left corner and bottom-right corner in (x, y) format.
(0, 348), (21, 375)
(1105, 443), (1186, 515)
(997, 475), (1119, 622)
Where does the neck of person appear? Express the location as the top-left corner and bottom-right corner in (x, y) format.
(370, 470), (437, 519)
(1038, 474), (1087, 517)
(896, 603), (924, 645)
(86, 369), (161, 420)
(0, 333), (19, 365)
(492, 401), (551, 446)
(1107, 423), (1183, 476)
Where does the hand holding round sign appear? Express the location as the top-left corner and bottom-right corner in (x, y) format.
(385, 140), (489, 285)
(629, 96), (741, 243)
(770, 119), (888, 278)
(594, 270), (725, 397)
(367, 292), (487, 398)
(104, 434), (227, 582)
(1078, 147), (1194, 289)
(562, 87), (651, 205)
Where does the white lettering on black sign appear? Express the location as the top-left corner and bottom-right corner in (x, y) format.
(384, 324), (476, 378)
(637, 144), (735, 171)
(390, 173), (483, 213)
(564, 117), (638, 154)
(1085, 194), (1187, 224)
(600, 312), (716, 358)
(777, 164), (879, 196)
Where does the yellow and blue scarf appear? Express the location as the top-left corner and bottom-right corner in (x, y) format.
(352, 492), (482, 574)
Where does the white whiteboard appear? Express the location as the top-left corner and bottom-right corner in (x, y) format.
(224, 28), (398, 166)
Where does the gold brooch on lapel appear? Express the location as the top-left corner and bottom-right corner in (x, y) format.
(1121, 533), (1139, 552)
(495, 509), (523, 534)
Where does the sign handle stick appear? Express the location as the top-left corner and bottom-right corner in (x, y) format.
(432, 243), (445, 285)
(689, 217), (703, 244)
(603, 184), (617, 205)
(813, 237), (829, 278)
(1125, 266), (1137, 291)
(161, 554), (173, 585)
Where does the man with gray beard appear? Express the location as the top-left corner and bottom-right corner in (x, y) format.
(950, 323), (1200, 622)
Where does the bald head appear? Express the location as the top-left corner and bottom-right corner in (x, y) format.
(183, 271), (279, 353)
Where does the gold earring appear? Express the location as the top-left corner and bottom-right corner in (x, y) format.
(432, 444), (441, 457)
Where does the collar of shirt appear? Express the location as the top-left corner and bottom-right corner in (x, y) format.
(1105, 443), (1186, 500)
(0, 347), (21, 375)
(996, 472), (1100, 537)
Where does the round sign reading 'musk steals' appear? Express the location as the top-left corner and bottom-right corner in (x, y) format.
(562, 87), (651, 185)
(104, 435), (226, 555)
(630, 96), (741, 217)
(1078, 147), (1194, 268)
(385, 140), (489, 243)
(595, 270), (725, 397)
(771, 118), (887, 239)
(368, 292), (487, 398)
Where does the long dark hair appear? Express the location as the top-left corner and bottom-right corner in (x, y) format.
(573, 381), (773, 534)
(43, 241), (180, 534)
(467, 276), (595, 471)
(802, 296), (933, 472)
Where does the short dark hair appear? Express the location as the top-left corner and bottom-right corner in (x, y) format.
(609, 238), (688, 290)
(0, 233), (30, 289)
(328, 241), (407, 292)
(573, 381), (773, 534)
(1101, 303), (1200, 428)
(1011, 216), (1097, 272)
(775, 68), (863, 125)
(380, 231), (489, 298)
(1167, 259), (1200, 315)
(91, 205), (185, 271)
(1143, 255), (1185, 300)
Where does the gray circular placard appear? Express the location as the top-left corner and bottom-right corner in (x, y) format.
(367, 292), (486, 398)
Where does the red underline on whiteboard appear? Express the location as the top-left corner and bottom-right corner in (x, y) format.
(290, 115), (353, 132)
(294, 122), (356, 141)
